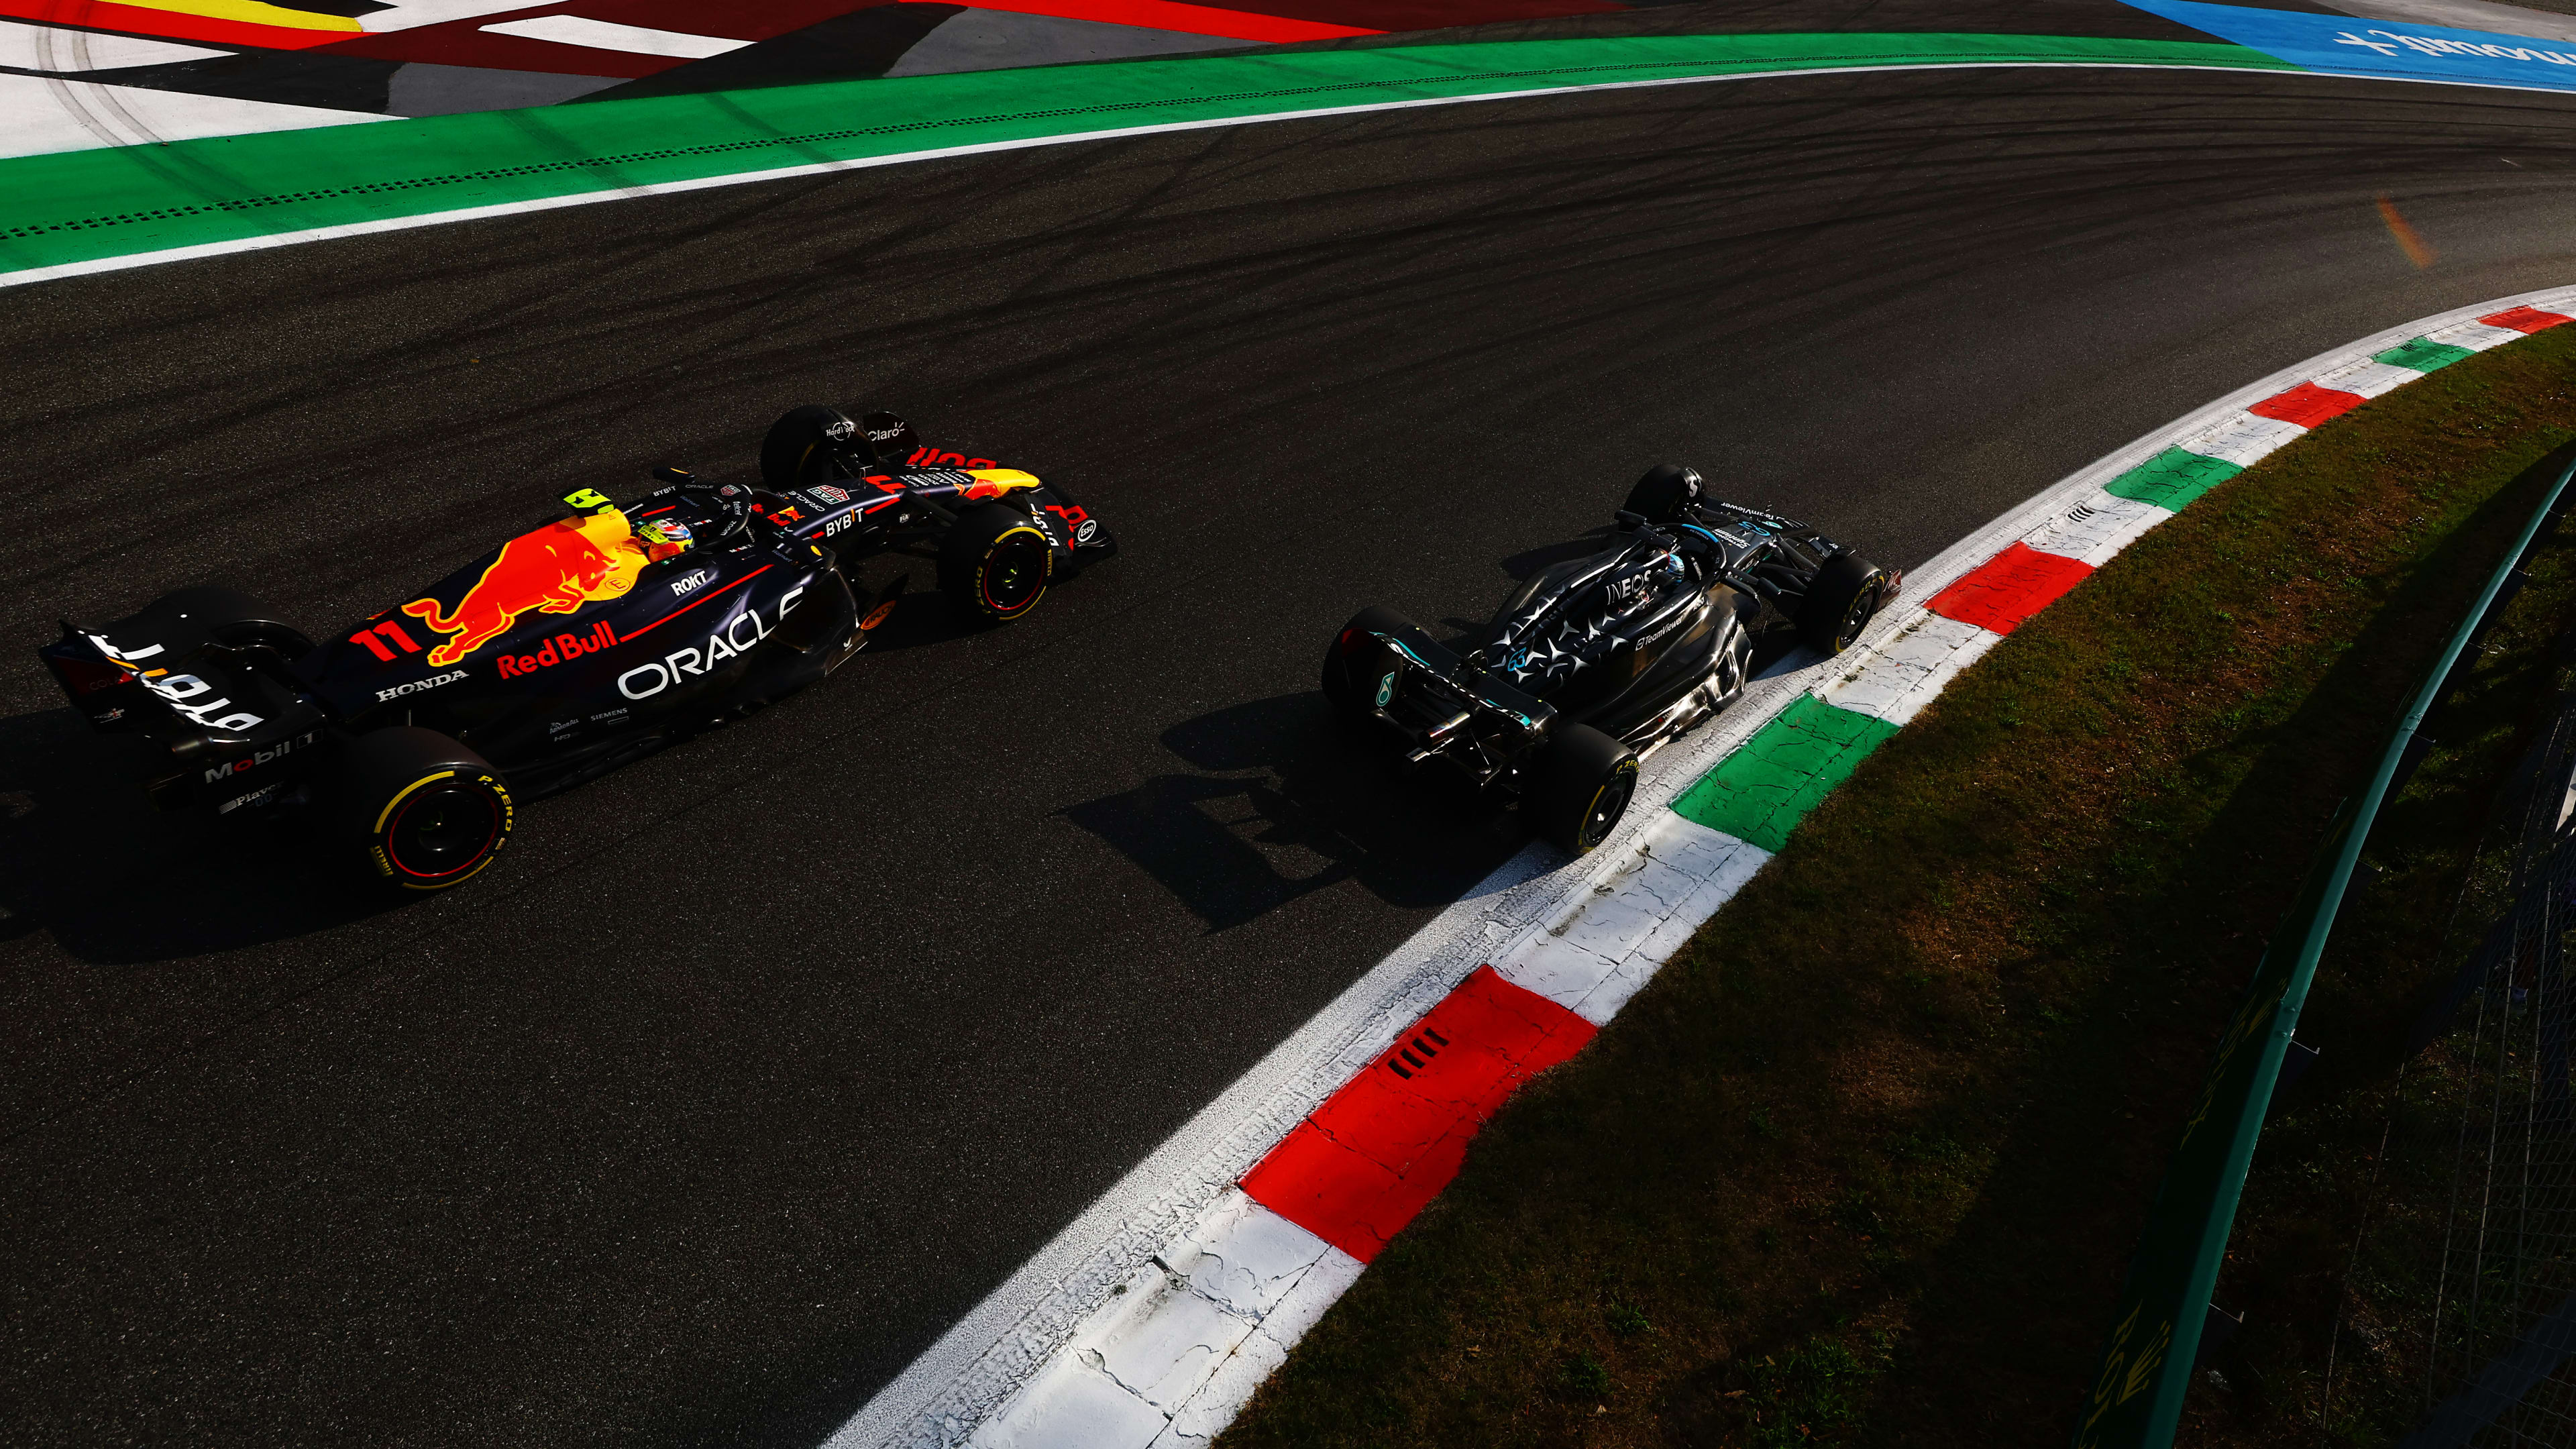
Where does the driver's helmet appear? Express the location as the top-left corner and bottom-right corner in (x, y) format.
(636, 516), (695, 561)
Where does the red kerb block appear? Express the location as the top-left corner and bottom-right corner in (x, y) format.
(1923, 543), (2095, 636)
(1239, 965), (1595, 1262)
(2478, 306), (2573, 335)
(2247, 382), (2365, 429)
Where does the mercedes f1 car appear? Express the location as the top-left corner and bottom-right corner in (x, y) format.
(1322, 465), (1897, 857)
(37, 406), (1114, 892)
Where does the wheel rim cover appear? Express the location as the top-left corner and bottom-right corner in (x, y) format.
(1839, 586), (1876, 648)
(386, 784), (502, 879)
(984, 537), (1047, 612)
(1582, 770), (1637, 849)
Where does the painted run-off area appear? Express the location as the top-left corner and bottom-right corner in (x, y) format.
(0, 0), (1591, 157)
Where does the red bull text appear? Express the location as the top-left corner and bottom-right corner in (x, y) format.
(495, 620), (619, 678)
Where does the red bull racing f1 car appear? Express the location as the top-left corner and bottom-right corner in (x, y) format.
(36, 407), (1114, 892)
(1323, 465), (1896, 857)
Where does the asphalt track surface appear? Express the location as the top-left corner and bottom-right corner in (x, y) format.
(9, 50), (2576, 1449)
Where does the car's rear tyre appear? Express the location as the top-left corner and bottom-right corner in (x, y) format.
(325, 727), (514, 892)
(759, 405), (855, 488)
(1798, 551), (1889, 655)
(939, 503), (1053, 624)
(1525, 722), (1639, 857)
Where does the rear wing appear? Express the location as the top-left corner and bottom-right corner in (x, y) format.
(37, 627), (145, 733)
(40, 625), (328, 805)
(1340, 612), (1556, 754)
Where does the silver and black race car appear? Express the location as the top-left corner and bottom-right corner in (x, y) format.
(34, 407), (1114, 892)
(1322, 465), (1897, 856)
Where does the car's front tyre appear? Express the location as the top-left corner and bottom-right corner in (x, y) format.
(1798, 551), (1890, 655)
(759, 405), (856, 488)
(324, 727), (514, 892)
(939, 503), (1054, 624)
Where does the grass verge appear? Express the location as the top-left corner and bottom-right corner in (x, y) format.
(1216, 323), (2576, 1448)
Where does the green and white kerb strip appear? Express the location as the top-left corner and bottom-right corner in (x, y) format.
(833, 286), (2576, 1449)
(1666, 292), (2575, 861)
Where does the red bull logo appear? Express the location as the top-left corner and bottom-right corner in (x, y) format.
(402, 511), (647, 667)
(495, 620), (619, 678)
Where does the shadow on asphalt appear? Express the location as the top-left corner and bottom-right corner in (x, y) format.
(1499, 526), (1615, 583)
(1061, 519), (1771, 934)
(1061, 690), (1523, 932)
(0, 707), (382, 963)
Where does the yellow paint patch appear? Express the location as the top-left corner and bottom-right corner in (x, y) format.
(108, 0), (360, 30)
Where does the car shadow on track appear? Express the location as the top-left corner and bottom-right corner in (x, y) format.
(1498, 527), (1615, 584)
(1061, 692), (1527, 934)
(0, 708), (382, 963)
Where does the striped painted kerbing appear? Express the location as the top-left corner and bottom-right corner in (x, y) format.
(840, 288), (2576, 1449)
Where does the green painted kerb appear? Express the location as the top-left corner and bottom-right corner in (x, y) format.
(1, 32), (2293, 278)
(2376, 337), (2476, 373)
(1670, 694), (1898, 851)
(2104, 446), (2245, 513)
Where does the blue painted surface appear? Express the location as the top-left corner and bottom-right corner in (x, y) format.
(2127, 0), (2576, 93)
